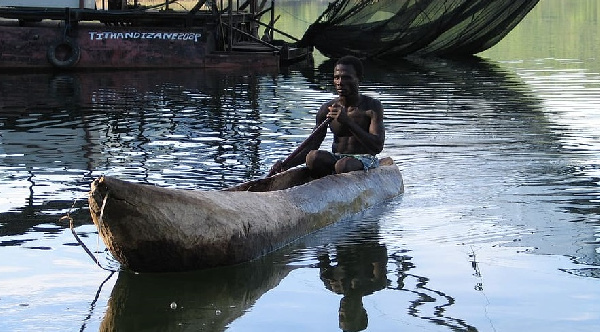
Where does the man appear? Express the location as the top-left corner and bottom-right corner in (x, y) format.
(271, 55), (385, 177)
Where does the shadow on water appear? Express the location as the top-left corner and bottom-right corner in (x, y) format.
(315, 215), (391, 332)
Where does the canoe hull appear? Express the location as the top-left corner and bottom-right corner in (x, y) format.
(88, 159), (403, 272)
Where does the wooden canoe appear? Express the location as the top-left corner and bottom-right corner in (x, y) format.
(88, 157), (403, 272)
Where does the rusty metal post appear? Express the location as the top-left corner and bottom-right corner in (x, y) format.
(228, 0), (233, 52)
(251, 0), (258, 40)
(270, 0), (274, 41)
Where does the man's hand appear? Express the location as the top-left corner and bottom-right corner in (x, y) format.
(267, 159), (286, 177)
(327, 102), (350, 125)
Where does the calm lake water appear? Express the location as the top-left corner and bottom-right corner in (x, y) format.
(1, 0), (599, 331)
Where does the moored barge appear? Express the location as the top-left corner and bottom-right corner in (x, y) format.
(0, 0), (312, 69)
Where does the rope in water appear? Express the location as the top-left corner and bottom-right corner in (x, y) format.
(62, 200), (118, 272)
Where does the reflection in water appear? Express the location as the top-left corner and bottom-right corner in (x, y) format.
(100, 256), (293, 331)
(79, 68), (280, 187)
(96, 210), (480, 331)
(315, 216), (478, 331)
(317, 232), (387, 331)
(388, 250), (482, 331)
(1, 68), (280, 183)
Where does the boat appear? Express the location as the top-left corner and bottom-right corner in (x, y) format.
(298, 0), (541, 59)
(0, 0), (312, 69)
(88, 157), (403, 272)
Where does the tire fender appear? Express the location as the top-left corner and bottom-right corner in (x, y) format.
(47, 38), (81, 68)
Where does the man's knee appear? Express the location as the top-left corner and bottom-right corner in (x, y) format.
(334, 157), (363, 174)
(307, 150), (333, 167)
(306, 150), (337, 177)
(306, 150), (321, 168)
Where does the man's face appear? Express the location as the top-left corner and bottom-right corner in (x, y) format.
(333, 64), (359, 98)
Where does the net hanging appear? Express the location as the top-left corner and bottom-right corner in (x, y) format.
(299, 0), (541, 59)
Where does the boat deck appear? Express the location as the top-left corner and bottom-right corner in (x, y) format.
(0, 7), (250, 27)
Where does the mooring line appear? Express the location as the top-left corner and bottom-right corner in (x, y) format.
(78, 270), (116, 332)
(62, 199), (117, 272)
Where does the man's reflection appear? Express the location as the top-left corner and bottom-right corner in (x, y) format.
(318, 240), (388, 332)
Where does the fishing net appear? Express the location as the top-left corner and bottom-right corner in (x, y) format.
(299, 0), (540, 59)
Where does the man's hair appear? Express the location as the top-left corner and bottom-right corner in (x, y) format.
(335, 55), (363, 80)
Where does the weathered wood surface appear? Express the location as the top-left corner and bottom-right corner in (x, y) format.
(88, 158), (403, 272)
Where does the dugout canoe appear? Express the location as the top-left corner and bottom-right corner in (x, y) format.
(88, 157), (403, 272)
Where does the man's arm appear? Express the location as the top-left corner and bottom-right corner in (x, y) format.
(268, 103), (330, 174)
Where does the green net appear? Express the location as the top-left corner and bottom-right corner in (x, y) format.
(299, 0), (540, 59)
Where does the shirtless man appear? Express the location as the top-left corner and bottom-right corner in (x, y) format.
(271, 55), (385, 177)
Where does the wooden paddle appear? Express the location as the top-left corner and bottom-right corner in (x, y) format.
(266, 117), (333, 177)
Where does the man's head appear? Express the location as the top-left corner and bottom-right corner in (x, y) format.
(333, 55), (363, 98)
(335, 55), (363, 80)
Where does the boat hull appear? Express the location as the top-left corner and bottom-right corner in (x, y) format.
(0, 21), (279, 69)
(88, 158), (404, 272)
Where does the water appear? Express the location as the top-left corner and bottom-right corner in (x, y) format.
(1, 0), (599, 331)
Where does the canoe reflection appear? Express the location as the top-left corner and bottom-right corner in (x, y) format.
(100, 259), (293, 331)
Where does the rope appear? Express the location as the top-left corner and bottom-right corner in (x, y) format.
(62, 200), (118, 272)
(276, 5), (313, 24)
(78, 271), (116, 332)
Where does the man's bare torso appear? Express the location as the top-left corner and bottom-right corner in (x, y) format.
(320, 95), (382, 155)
